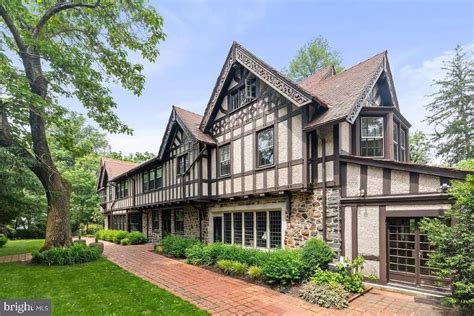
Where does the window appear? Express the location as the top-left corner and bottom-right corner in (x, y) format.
(219, 144), (231, 176)
(400, 129), (407, 162)
(224, 213), (232, 243)
(244, 212), (254, 247)
(257, 128), (274, 167)
(152, 210), (159, 231)
(228, 77), (257, 111)
(124, 181), (128, 197)
(143, 172), (149, 192)
(116, 181), (128, 198)
(108, 185), (112, 201)
(156, 167), (163, 188)
(256, 212), (267, 248)
(393, 123), (399, 161)
(233, 213), (242, 245)
(361, 117), (384, 157)
(177, 154), (188, 175)
(149, 169), (155, 190)
(174, 209), (184, 234)
(269, 211), (281, 248)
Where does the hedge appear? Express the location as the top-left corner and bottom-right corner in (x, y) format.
(32, 243), (101, 265)
(96, 229), (147, 245)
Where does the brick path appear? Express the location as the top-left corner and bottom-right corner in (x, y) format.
(0, 253), (32, 263)
(95, 239), (451, 315)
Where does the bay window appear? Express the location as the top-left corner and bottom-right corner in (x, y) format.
(400, 129), (407, 161)
(393, 123), (399, 161)
(361, 117), (384, 157)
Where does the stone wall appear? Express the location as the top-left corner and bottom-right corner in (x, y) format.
(285, 189), (341, 255)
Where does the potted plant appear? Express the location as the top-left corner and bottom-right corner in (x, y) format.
(89, 236), (104, 254)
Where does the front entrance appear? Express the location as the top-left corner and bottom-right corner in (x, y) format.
(129, 213), (142, 232)
(162, 210), (172, 236)
(387, 218), (449, 291)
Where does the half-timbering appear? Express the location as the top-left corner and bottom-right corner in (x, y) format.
(97, 42), (471, 292)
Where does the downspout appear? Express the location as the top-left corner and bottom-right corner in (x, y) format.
(316, 130), (327, 242)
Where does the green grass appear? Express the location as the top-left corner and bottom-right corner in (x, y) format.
(0, 259), (207, 316)
(0, 239), (44, 256)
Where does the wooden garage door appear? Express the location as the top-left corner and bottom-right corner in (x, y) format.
(387, 218), (449, 292)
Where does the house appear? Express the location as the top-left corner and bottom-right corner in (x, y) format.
(96, 42), (471, 292)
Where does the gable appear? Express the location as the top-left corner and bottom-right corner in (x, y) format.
(200, 42), (315, 132)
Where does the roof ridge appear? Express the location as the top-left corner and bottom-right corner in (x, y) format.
(174, 105), (203, 118)
(101, 157), (139, 165)
(327, 50), (386, 80)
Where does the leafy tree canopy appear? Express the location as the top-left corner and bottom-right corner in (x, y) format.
(409, 130), (431, 164)
(285, 36), (343, 82)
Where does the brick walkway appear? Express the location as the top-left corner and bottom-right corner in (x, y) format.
(0, 253), (32, 263)
(95, 240), (451, 315)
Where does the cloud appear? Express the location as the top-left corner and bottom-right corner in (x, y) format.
(394, 43), (473, 135)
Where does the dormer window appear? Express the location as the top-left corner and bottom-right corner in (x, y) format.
(361, 117), (384, 157)
(229, 76), (257, 111)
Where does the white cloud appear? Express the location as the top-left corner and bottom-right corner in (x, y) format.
(394, 43), (474, 135)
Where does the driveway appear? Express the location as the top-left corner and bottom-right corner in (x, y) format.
(97, 240), (450, 315)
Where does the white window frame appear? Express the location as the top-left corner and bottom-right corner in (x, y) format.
(360, 117), (384, 158)
(219, 144), (231, 176)
(257, 127), (274, 167)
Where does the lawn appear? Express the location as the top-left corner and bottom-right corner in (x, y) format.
(0, 239), (44, 256)
(0, 259), (207, 316)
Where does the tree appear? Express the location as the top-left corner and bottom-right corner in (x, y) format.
(424, 46), (474, 166)
(409, 130), (431, 164)
(107, 151), (155, 163)
(420, 159), (474, 309)
(285, 36), (343, 82)
(0, 1), (165, 249)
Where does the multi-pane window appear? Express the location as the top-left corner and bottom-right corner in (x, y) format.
(143, 172), (149, 192)
(228, 77), (257, 111)
(257, 128), (274, 167)
(361, 117), (384, 157)
(219, 210), (282, 249)
(224, 213), (232, 243)
(108, 185), (112, 201)
(393, 123), (399, 161)
(233, 213), (242, 245)
(244, 212), (254, 247)
(177, 154), (188, 175)
(400, 129), (406, 162)
(149, 169), (155, 191)
(219, 144), (231, 176)
(175, 209), (184, 235)
(152, 210), (159, 231)
(116, 181), (128, 198)
(156, 167), (163, 188)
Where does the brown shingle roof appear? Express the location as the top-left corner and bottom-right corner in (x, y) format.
(174, 106), (216, 144)
(102, 158), (138, 180)
(298, 66), (336, 91)
(302, 51), (386, 130)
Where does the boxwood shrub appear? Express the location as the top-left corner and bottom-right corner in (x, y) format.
(301, 238), (335, 278)
(0, 234), (8, 248)
(127, 231), (147, 245)
(113, 231), (129, 244)
(32, 243), (101, 265)
(161, 235), (201, 258)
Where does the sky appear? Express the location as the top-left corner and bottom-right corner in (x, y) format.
(64, 0), (473, 154)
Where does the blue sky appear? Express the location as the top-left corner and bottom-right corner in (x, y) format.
(66, 0), (473, 154)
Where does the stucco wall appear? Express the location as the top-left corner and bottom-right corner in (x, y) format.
(357, 206), (379, 258)
(367, 166), (383, 196)
(391, 170), (410, 194)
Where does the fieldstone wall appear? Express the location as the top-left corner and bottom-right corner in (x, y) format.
(285, 189), (342, 255)
(144, 211), (161, 243)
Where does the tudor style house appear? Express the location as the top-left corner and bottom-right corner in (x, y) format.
(97, 42), (470, 292)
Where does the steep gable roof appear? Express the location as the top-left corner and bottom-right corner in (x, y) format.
(200, 42), (324, 131)
(303, 51), (397, 130)
(298, 66), (336, 90)
(158, 106), (215, 160)
(96, 158), (138, 190)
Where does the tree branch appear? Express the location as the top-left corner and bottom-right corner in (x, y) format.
(0, 5), (26, 52)
(33, 0), (101, 38)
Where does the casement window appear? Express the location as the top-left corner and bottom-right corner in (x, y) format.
(257, 128), (274, 167)
(116, 181), (128, 198)
(143, 172), (149, 192)
(149, 169), (155, 191)
(156, 167), (163, 188)
(361, 117), (384, 157)
(228, 76), (257, 111)
(220, 210), (282, 249)
(152, 210), (159, 231)
(177, 154), (188, 175)
(400, 129), (407, 162)
(393, 123), (399, 161)
(174, 209), (184, 234)
(219, 144), (231, 176)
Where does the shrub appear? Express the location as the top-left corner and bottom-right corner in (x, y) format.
(216, 259), (248, 275)
(113, 231), (129, 244)
(311, 256), (365, 294)
(120, 238), (131, 246)
(32, 243), (101, 265)
(0, 234), (8, 248)
(96, 229), (125, 242)
(79, 223), (103, 236)
(185, 244), (206, 265)
(127, 231), (147, 245)
(261, 249), (303, 285)
(161, 235), (200, 258)
(300, 282), (349, 309)
(247, 266), (263, 280)
(301, 238), (334, 278)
